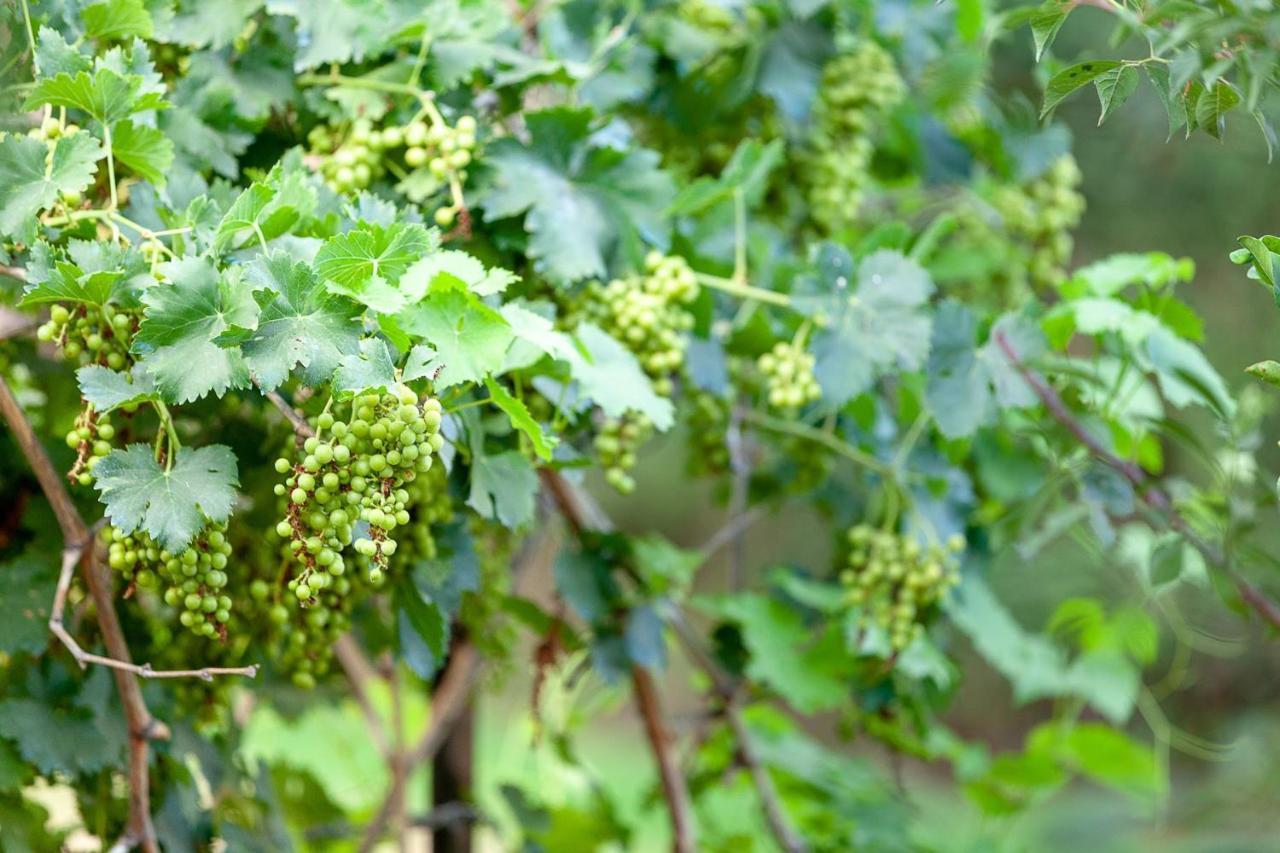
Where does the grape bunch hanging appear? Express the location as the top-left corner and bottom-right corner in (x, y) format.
(840, 525), (962, 652)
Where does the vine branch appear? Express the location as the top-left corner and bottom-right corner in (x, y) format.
(538, 468), (807, 852)
(994, 331), (1280, 631)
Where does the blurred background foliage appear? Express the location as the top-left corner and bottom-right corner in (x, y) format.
(429, 8), (1280, 853)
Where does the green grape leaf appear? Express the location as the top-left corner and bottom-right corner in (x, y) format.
(0, 134), (103, 242)
(624, 605), (667, 671)
(76, 364), (157, 413)
(108, 119), (174, 185)
(0, 558), (58, 656)
(93, 444), (239, 552)
(82, 0), (154, 40)
(1041, 60), (1121, 117)
(396, 576), (447, 665)
(563, 324), (674, 430)
(154, 0), (264, 49)
(24, 68), (167, 124)
(704, 593), (850, 713)
(1029, 722), (1162, 799)
(1142, 327), (1235, 419)
(0, 700), (120, 776)
(400, 250), (517, 300)
(35, 26), (91, 77)
(265, 0), (410, 70)
(500, 302), (578, 370)
(479, 107), (674, 282)
(485, 377), (558, 461)
(926, 304), (1044, 439)
(134, 257), (255, 403)
(467, 449), (538, 528)
(315, 223), (435, 311)
(334, 337), (398, 394)
(1094, 65), (1138, 125)
(223, 252), (364, 390)
(20, 261), (120, 308)
(401, 343), (440, 382)
(395, 288), (514, 389)
(803, 247), (935, 407)
(947, 576), (1139, 724)
(213, 167), (315, 253)
(669, 138), (785, 215)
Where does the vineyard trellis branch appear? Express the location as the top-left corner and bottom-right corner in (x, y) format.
(994, 330), (1280, 631)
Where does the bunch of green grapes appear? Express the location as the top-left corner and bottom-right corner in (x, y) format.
(802, 41), (905, 234)
(461, 515), (519, 671)
(594, 413), (652, 495)
(757, 340), (821, 411)
(989, 155), (1086, 287)
(580, 252), (699, 397)
(395, 459), (454, 564)
(252, 562), (356, 690)
(36, 303), (136, 369)
(685, 390), (732, 477)
(308, 115), (477, 224)
(272, 385), (444, 603)
(840, 525), (962, 652)
(38, 303), (141, 483)
(103, 521), (235, 641)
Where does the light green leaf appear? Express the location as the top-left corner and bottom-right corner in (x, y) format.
(485, 377), (558, 461)
(134, 256), (256, 403)
(93, 444), (239, 552)
(82, 0), (154, 40)
(25, 68), (166, 124)
(316, 223), (435, 311)
(400, 249), (517, 300)
(479, 107), (674, 282)
(76, 364), (157, 413)
(564, 324), (674, 430)
(213, 167), (315, 253)
(225, 252), (364, 390)
(334, 337), (398, 394)
(467, 449), (538, 528)
(1144, 65), (1185, 140)
(396, 289), (514, 388)
(0, 134), (103, 242)
(108, 119), (173, 185)
(20, 261), (120, 308)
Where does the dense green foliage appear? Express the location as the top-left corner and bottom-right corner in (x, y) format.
(1, 0), (1279, 850)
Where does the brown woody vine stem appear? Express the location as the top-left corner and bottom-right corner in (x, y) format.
(994, 330), (1280, 631)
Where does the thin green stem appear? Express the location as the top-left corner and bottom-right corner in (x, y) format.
(741, 409), (893, 478)
(732, 188), (747, 284)
(892, 410), (930, 470)
(445, 397), (495, 415)
(407, 36), (431, 87)
(694, 272), (793, 308)
(103, 123), (119, 210)
(297, 72), (433, 104)
(20, 0), (38, 77)
(153, 401), (181, 471)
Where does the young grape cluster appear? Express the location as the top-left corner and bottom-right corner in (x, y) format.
(36, 303), (136, 368)
(685, 390), (731, 477)
(803, 41), (905, 234)
(273, 385), (443, 603)
(840, 525), (962, 652)
(396, 460), (454, 564)
(308, 115), (477, 224)
(594, 413), (652, 495)
(990, 155), (1086, 287)
(580, 252), (699, 398)
(104, 521), (235, 641)
(757, 340), (821, 411)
